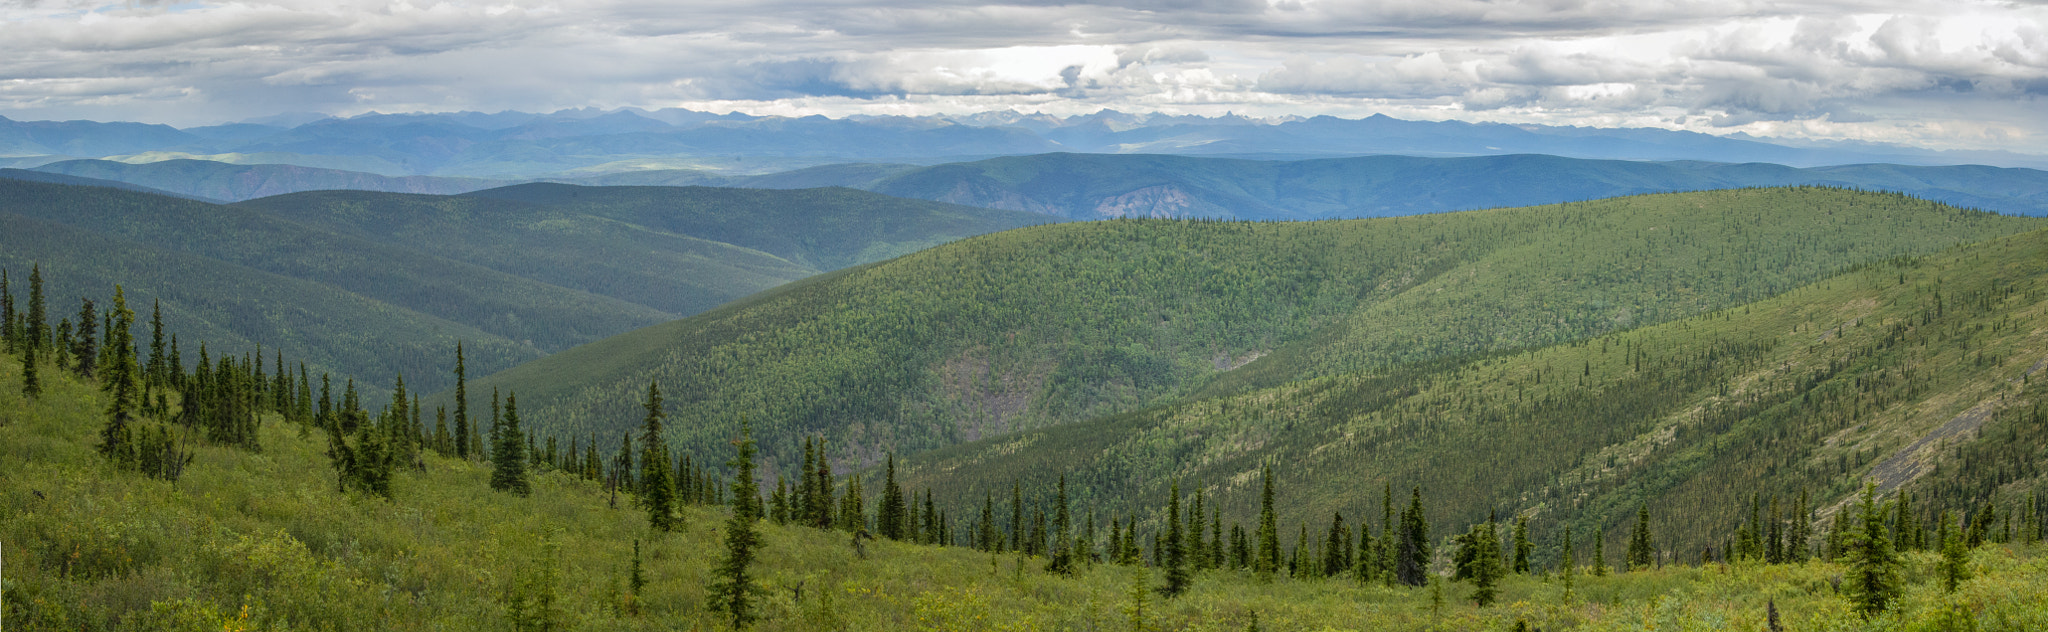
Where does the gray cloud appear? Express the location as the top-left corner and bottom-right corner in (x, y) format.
(0, 0), (2041, 152)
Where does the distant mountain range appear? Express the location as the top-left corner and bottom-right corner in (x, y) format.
(19, 153), (2048, 218)
(6, 108), (2046, 181)
(0, 178), (1047, 396)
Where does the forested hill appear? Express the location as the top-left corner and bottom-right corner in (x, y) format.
(465, 187), (2042, 479)
(0, 179), (1046, 395)
(899, 220), (2048, 561)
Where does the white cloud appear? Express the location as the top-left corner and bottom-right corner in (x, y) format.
(0, 0), (2041, 152)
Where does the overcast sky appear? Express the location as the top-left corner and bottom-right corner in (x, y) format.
(2, 0), (2044, 152)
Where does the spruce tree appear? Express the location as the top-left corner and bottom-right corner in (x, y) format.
(1162, 481), (1190, 597)
(1559, 525), (1576, 599)
(1011, 480), (1025, 552)
(26, 264), (46, 352)
(708, 419), (762, 630)
(1463, 517), (1504, 606)
(639, 381), (677, 531)
(0, 268), (13, 354)
(1255, 465), (1280, 581)
(1049, 475), (1076, 574)
(453, 343), (470, 460)
(1939, 511), (1971, 593)
(490, 393), (531, 496)
(1398, 487), (1431, 587)
(1591, 528), (1609, 576)
(19, 341), (39, 398)
(1844, 483), (1903, 618)
(980, 492), (998, 552)
(1626, 504), (1655, 571)
(71, 298), (96, 380)
(879, 453), (906, 540)
(1512, 515), (1532, 574)
(1324, 512), (1350, 577)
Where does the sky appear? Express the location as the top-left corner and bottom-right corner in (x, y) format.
(1, 0), (2044, 152)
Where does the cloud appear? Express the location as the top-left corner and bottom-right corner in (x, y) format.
(0, 0), (2041, 152)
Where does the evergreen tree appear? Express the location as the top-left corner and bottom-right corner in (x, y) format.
(1788, 490), (1812, 562)
(1939, 511), (1971, 593)
(1398, 487), (1431, 587)
(1255, 465), (1280, 581)
(639, 381), (677, 531)
(980, 492), (998, 552)
(1459, 517), (1504, 606)
(0, 268), (14, 354)
(626, 540), (646, 616)
(146, 301), (166, 389)
(708, 419), (762, 630)
(71, 298), (96, 380)
(453, 343), (470, 460)
(490, 393), (532, 496)
(1559, 525), (1576, 598)
(1843, 483), (1904, 618)
(879, 453), (907, 540)
(26, 264), (46, 352)
(841, 475), (866, 533)
(1512, 515), (1532, 574)
(1049, 476), (1076, 574)
(19, 340), (39, 398)
(1626, 504), (1655, 571)
(1323, 512), (1350, 578)
(1591, 528), (1609, 577)
(1011, 480), (1025, 552)
(1162, 481), (1190, 597)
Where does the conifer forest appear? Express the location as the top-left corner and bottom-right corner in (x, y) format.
(6, 182), (2048, 632)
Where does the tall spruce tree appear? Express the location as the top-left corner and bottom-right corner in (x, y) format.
(71, 299), (97, 380)
(0, 268), (14, 354)
(1512, 515), (1532, 574)
(1162, 481), (1190, 597)
(879, 453), (907, 540)
(1049, 476), (1076, 574)
(26, 264), (46, 353)
(708, 418), (762, 630)
(19, 338), (39, 397)
(1626, 504), (1655, 571)
(146, 301), (165, 389)
(1939, 511), (1971, 593)
(1591, 529), (1609, 576)
(1844, 483), (1904, 617)
(490, 393), (531, 496)
(639, 381), (677, 531)
(1398, 487), (1431, 587)
(1255, 465), (1280, 581)
(453, 343), (471, 460)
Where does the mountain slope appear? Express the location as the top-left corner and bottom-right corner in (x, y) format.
(234, 190), (818, 317)
(460, 184), (1054, 271)
(467, 188), (2040, 477)
(3, 179), (1043, 395)
(32, 159), (507, 202)
(900, 222), (2048, 558)
(852, 153), (2048, 220)
(10, 343), (2045, 631)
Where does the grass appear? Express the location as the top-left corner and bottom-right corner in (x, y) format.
(4, 355), (2048, 630)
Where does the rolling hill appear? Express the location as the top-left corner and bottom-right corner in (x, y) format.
(464, 188), (2042, 482)
(0, 179), (1048, 395)
(845, 153), (2048, 220)
(32, 159), (505, 202)
(897, 219), (2048, 559)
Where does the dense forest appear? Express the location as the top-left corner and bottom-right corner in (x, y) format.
(1, 264), (2045, 630)
(7, 187), (2048, 630)
(0, 178), (1045, 397)
(471, 188), (2040, 483)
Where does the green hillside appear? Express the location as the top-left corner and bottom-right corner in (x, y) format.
(1, 179), (1047, 395)
(468, 188), (2040, 477)
(900, 222), (2048, 561)
(5, 339), (2048, 631)
(12, 304), (2048, 625)
(0, 214), (542, 391)
(234, 191), (817, 317)
(33, 159), (505, 202)
(461, 184), (1054, 271)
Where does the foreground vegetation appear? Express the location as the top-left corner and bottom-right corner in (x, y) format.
(5, 355), (2048, 631)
